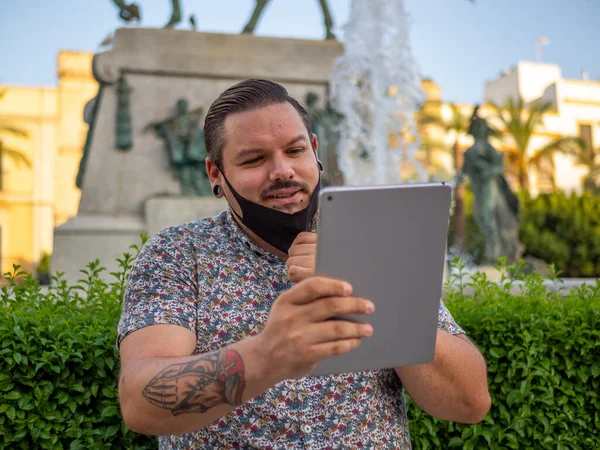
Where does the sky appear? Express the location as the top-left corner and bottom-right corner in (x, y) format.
(1, 0), (599, 104)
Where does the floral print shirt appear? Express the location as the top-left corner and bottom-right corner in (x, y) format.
(118, 209), (465, 450)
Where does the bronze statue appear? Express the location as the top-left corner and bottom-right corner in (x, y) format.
(115, 75), (133, 150)
(111, 0), (335, 38)
(146, 99), (212, 196)
(243, 0), (336, 40)
(305, 91), (344, 186)
(77, 85), (105, 189)
(111, 0), (182, 28)
(456, 106), (524, 265)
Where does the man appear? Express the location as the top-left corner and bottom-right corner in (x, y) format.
(117, 79), (491, 449)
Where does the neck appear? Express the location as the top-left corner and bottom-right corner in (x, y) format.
(230, 210), (288, 261)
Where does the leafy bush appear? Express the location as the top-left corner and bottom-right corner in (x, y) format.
(452, 188), (600, 277)
(0, 244), (155, 449)
(2, 248), (599, 449)
(408, 258), (600, 449)
(520, 191), (600, 277)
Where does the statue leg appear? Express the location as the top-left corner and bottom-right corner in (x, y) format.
(168, 138), (185, 167)
(242, 0), (270, 34)
(112, 0), (140, 22)
(474, 199), (497, 265)
(112, 0), (127, 9)
(179, 166), (194, 196)
(317, 0), (336, 40)
(165, 0), (182, 28)
(481, 214), (502, 265)
(192, 166), (213, 196)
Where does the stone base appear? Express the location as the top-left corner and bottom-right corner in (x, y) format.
(145, 196), (228, 237)
(52, 214), (146, 285)
(443, 259), (449, 283)
(474, 265), (503, 282)
(52, 197), (229, 285)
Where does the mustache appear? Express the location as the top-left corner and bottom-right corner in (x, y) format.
(261, 180), (309, 200)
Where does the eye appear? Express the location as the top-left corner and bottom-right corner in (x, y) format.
(288, 147), (305, 155)
(242, 156), (263, 165)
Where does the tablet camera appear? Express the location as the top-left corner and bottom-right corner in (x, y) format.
(327, 195), (333, 201)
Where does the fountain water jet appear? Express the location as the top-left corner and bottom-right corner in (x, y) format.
(328, 0), (429, 185)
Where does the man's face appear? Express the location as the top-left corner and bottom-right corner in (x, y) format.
(213, 102), (320, 214)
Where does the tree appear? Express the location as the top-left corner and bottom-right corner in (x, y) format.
(0, 89), (31, 190)
(546, 140), (600, 193)
(488, 97), (580, 191)
(414, 103), (451, 177)
(416, 102), (471, 249)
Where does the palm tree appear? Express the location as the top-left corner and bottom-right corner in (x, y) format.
(488, 97), (580, 191)
(415, 102), (452, 178)
(545, 141), (600, 192)
(576, 146), (600, 193)
(0, 89), (31, 190)
(443, 104), (471, 250)
(416, 102), (470, 249)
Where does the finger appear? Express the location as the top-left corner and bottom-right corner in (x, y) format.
(305, 296), (375, 322)
(286, 255), (313, 270)
(286, 277), (352, 305)
(142, 385), (179, 407)
(302, 320), (373, 345)
(287, 266), (312, 283)
(306, 338), (363, 362)
(288, 243), (317, 258)
(291, 232), (317, 246)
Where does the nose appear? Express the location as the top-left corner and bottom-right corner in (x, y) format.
(268, 153), (295, 182)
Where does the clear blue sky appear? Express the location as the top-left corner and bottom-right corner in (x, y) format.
(1, 0), (598, 104)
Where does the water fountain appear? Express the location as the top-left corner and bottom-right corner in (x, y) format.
(328, 0), (429, 186)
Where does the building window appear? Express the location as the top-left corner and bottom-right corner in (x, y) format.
(579, 123), (593, 149)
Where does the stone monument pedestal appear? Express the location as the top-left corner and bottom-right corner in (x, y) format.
(52, 28), (343, 284)
(53, 197), (227, 283)
(145, 197), (227, 237)
(53, 214), (145, 283)
(472, 265), (502, 282)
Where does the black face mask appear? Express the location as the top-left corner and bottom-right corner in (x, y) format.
(222, 175), (320, 255)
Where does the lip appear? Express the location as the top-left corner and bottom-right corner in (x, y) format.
(265, 189), (303, 207)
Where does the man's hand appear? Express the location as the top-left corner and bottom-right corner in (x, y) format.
(286, 232), (317, 283)
(256, 277), (375, 382)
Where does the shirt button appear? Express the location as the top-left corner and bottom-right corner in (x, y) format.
(303, 424), (312, 434)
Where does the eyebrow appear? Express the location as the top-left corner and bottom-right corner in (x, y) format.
(285, 134), (308, 147)
(234, 135), (308, 162)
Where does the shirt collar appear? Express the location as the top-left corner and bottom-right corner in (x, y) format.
(223, 208), (280, 262)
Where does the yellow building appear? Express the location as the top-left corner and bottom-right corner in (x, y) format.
(0, 50), (448, 279)
(1, 50), (594, 279)
(484, 61), (600, 193)
(0, 51), (97, 277)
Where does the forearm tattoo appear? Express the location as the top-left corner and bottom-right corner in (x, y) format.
(142, 348), (246, 415)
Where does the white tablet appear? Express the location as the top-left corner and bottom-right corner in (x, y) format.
(311, 182), (452, 376)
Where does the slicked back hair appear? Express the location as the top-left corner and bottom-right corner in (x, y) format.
(204, 79), (313, 171)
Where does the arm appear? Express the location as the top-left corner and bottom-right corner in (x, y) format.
(394, 330), (490, 423)
(118, 277), (375, 437)
(286, 238), (491, 423)
(119, 325), (272, 436)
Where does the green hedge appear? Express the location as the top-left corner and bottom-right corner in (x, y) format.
(408, 258), (600, 449)
(0, 248), (155, 449)
(520, 191), (600, 277)
(2, 253), (599, 448)
(452, 188), (600, 277)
